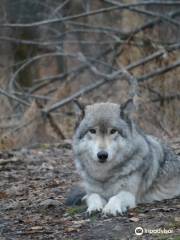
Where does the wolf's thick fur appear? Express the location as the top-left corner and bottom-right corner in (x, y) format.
(72, 102), (180, 215)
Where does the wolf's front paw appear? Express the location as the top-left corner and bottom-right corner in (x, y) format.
(102, 191), (136, 216)
(86, 193), (106, 215)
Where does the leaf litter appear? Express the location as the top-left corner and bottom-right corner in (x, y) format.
(0, 142), (179, 240)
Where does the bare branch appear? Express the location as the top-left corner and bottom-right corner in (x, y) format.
(2, 1), (180, 28)
(0, 5), (120, 28)
(0, 88), (30, 106)
(46, 113), (66, 139)
(42, 43), (180, 115)
(8, 52), (78, 92)
(42, 78), (111, 114)
(104, 0), (180, 27)
(138, 60), (180, 82)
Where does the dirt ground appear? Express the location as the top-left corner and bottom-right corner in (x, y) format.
(0, 141), (180, 240)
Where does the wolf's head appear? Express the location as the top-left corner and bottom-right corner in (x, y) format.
(73, 100), (146, 171)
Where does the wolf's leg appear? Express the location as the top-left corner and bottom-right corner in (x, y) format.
(86, 193), (106, 215)
(103, 191), (136, 216)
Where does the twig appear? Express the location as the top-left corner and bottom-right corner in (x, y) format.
(0, 36), (60, 47)
(0, 88), (30, 106)
(2, 1), (180, 28)
(42, 78), (111, 114)
(8, 52), (78, 92)
(0, 37), (124, 46)
(26, 44), (122, 94)
(6, 39), (180, 109)
(138, 60), (180, 82)
(9, 47), (123, 94)
(42, 46), (180, 114)
(15, 92), (52, 101)
(104, 0), (180, 27)
(152, 94), (180, 102)
(67, 9), (180, 38)
(46, 113), (66, 139)
(50, 0), (70, 18)
(127, 42), (180, 69)
(0, 5), (120, 28)
(29, 72), (72, 93)
(67, 21), (127, 36)
(79, 53), (138, 97)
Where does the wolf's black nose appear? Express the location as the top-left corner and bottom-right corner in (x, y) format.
(97, 151), (108, 163)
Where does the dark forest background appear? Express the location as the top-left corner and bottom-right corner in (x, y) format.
(0, 0), (180, 149)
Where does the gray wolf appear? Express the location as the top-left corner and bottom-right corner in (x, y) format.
(71, 100), (180, 216)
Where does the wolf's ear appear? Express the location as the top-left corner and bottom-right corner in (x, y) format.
(120, 99), (136, 130)
(73, 99), (85, 118)
(73, 99), (85, 129)
(120, 99), (135, 118)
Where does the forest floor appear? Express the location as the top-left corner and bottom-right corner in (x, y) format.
(0, 141), (180, 240)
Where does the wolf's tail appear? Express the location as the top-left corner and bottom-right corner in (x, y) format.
(65, 184), (86, 206)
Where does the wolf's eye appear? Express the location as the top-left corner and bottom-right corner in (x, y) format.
(110, 129), (117, 135)
(89, 128), (96, 134)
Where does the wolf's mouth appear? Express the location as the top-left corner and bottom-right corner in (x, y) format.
(98, 158), (107, 163)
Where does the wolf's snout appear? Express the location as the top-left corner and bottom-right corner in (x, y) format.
(97, 151), (108, 163)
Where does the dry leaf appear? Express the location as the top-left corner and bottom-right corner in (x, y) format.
(129, 217), (139, 222)
(174, 217), (180, 222)
(31, 226), (43, 230)
(0, 191), (8, 199)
